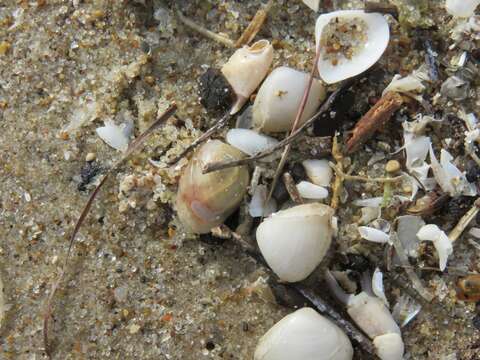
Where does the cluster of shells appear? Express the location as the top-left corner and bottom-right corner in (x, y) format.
(174, 1), (480, 360)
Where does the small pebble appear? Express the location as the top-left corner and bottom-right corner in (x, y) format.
(85, 152), (96, 162)
(385, 160), (401, 174)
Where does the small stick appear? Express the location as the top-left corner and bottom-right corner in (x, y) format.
(265, 44), (323, 205)
(235, 0), (274, 47)
(449, 198), (480, 242)
(283, 173), (304, 204)
(202, 81), (353, 174)
(345, 92), (404, 154)
(43, 104), (177, 357)
(176, 10), (236, 48)
(330, 135), (344, 210)
(167, 112), (231, 165)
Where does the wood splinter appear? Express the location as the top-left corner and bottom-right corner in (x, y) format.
(345, 91), (405, 154)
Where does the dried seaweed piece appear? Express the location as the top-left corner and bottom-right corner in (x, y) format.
(345, 92), (404, 154)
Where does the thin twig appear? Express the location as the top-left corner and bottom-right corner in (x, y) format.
(176, 10), (236, 48)
(202, 83), (352, 174)
(43, 104), (177, 357)
(167, 112), (231, 165)
(235, 0), (274, 47)
(265, 45), (323, 205)
(449, 198), (480, 242)
(330, 135), (344, 210)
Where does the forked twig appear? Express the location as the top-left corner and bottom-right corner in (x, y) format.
(43, 104), (177, 357)
(167, 112), (232, 165)
(202, 84), (352, 174)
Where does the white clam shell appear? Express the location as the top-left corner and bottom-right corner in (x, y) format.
(373, 333), (405, 360)
(176, 140), (249, 234)
(226, 128), (278, 157)
(254, 308), (353, 360)
(221, 40), (274, 114)
(358, 226), (390, 243)
(446, 0), (480, 17)
(252, 66), (326, 132)
(315, 10), (390, 84)
(256, 203), (334, 282)
(296, 181), (329, 199)
(302, 159), (333, 186)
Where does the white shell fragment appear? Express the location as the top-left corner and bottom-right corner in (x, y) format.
(296, 181), (329, 199)
(358, 226), (390, 243)
(416, 224), (453, 271)
(303, 0), (320, 12)
(446, 0), (480, 17)
(226, 128), (278, 157)
(429, 146), (477, 196)
(397, 215), (425, 258)
(249, 185), (277, 218)
(383, 66), (430, 97)
(96, 120), (132, 152)
(252, 66), (326, 132)
(221, 40), (274, 114)
(392, 294), (422, 328)
(372, 268), (389, 307)
(373, 333), (405, 360)
(254, 308), (353, 360)
(256, 203), (334, 282)
(302, 159), (333, 186)
(315, 10), (390, 84)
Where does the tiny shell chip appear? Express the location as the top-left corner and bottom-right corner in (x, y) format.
(254, 308), (353, 360)
(315, 10), (390, 84)
(226, 128), (278, 156)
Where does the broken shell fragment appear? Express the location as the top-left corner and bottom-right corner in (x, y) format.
(416, 224), (453, 271)
(256, 203), (334, 282)
(176, 140), (249, 234)
(221, 39), (274, 114)
(252, 66), (326, 132)
(254, 307), (353, 360)
(296, 181), (329, 199)
(226, 128), (278, 157)
(302, 159), (333, 187)
(315, 10), (390, 84)
(446, 0), (480, 18)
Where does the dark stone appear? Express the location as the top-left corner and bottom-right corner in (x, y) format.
(77, 161), (102, 192)
(198, 68), (234, 113)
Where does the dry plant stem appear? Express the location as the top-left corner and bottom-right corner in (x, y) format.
(265, 46), (323, 204)
(202, 85), (349, 174)
(167, 112), (231, 165)
(282, 172), (304, 204)
(449, 198), (480, 242)
(293, 284), (379, 358)
(43, 104), (177, 357)
(235, 0), (274, 47)
(330, 135), (344, 210)
(176, 10), (235, 48)
(222, 226), (378, 358)
(331, 163), (404, 183)
(345, 92), (404, 154)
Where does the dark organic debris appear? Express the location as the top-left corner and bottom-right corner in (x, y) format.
(77, 161), (103, 192)
(198, 68), (234, 113)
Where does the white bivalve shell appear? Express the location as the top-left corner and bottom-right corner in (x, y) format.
(446, 0), (480, 17)
(254, 307), (353, 360)
(256, 203), (334, 282)
(226, 128), (278, 157)
(302, 159), (333, 187)
(221, 40), (274, 114)
(373, 333), (405, 360)
(176, 140), (249, 234)
(252, 66), (326, 132)
(315, 10), (390, 84)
